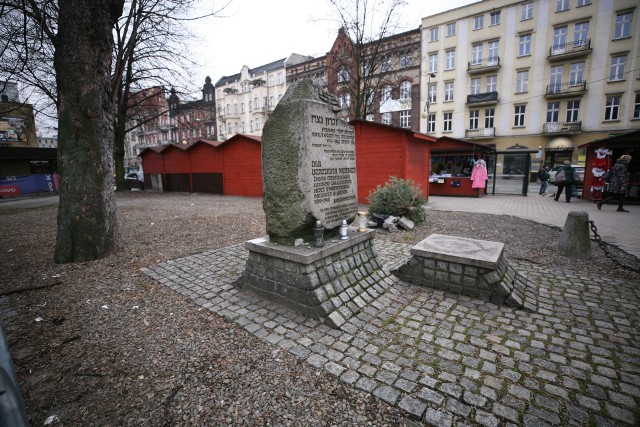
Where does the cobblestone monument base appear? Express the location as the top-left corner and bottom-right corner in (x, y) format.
(235, 228), (394, 329)
(393, 234), (538, 311)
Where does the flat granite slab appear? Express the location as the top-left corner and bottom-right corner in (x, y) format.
(410, 233), (504, 270)
(245, 228), (375, 265)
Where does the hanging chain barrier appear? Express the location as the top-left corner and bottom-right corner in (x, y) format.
(588, 220), (640, 273)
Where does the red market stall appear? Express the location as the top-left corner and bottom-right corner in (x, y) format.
(351, 119), (435, 204)
(429, 137), (495, 197)
(580, 129), (640, 204)
(138, 134), (263, 197)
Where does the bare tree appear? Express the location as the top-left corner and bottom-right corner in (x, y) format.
(326, 0), (420, 126)
(54, 0), (125, 262)
(111, 0), (228, 191)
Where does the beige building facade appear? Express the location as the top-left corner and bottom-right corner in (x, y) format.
(421, 0), (640, 170)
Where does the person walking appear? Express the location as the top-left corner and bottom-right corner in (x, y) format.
(538, 165), (549, 195)
(554, 160), (578, 203)
(598, 154), (632, 212)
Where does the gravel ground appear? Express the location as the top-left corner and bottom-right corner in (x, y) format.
(1, 191), (638, 426)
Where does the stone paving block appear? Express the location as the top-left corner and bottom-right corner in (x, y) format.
(373, 384), (400, 405)
(425, 408), (453, 427)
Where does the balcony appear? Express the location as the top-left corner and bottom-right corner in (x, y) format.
(465, 127), (495, 139)
(543, 121), (582, 134)
(548, 39), (591, 61)
(545, 81), (587, 99)
(467, 57), (501, 74)
(466, 91), (499, 106)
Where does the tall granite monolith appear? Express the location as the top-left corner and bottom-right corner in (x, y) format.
(261, 79), (357, 245)
(558, 211), (592, 259)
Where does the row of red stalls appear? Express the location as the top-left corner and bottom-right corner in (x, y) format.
(138, 121), (497, 201)
(140, 120), (440, 202)
(580, 129), (639, 204)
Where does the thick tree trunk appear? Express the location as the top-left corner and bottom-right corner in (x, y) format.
(54, 0), (124, 263)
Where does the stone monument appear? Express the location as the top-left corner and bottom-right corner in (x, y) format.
(261, 79), (357, 244)
(236, 79), (394, 329)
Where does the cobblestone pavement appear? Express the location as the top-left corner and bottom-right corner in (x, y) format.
(142, 241), (640, 426)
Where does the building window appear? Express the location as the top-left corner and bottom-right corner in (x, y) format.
(381, 85), (392, 102)
(399, 52), (413, 68)
(566, 100), (580, 122)
(474, 15), (484, 30)
(574, 22), (589, 45)
(269, 96), (274, 107)
(472, 44), (483, 65)
(429, 53), (438, 73)
(519, 34), (531, 56)
(444, 81), (454, 101)
(446, 22), (456, 37)
(243, 82), (250, 93)
(569, 62), (585, 85)
(428, 83), (437, 103)
(339, 92), (351, 109)
(445, 50), (455, 70)
(546, 102), (560, 123)
(604, 95), (621, 121)
(381, 112), (392, 125)
(381, 55), (392, 72)
(556, 0), (569, 12)
(400, 81), (411, 100)
(490, 11), (501, 26)
(488, 41), (499, 63)
(486, 75), (497, 92)
(366, 89), (375, 109)
(427, 114), (436, 133)
(255, 118), (261, 131)
(241, 122), (246, 133)
(400, 110), (411, 128)
(338, 67), (349, 82)
(470, 78), (481, 95)
(614, 12), (632, 39)
(469, 110), (479, 130)
(277, 72), (284, 84)
(577, 0), (591, 6)
(241, 103), (245, 113)
(633, 93), (640, 119)
(514, 105), (526, 127)
(609, 55), (627, 81)
(521, 2), (534, 20)
(254, 97), (259, 109)
(553, 26), (568, 50)
(443, 112), (452, 132)
(485, 108), (495, 128)
(430, 27), (439, 42)
(550, 65), (564, 92)
(516, 70), (529, 93)
(268, 75), (274, 86)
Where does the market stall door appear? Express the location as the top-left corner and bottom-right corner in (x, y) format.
(192, 173), (223, 194)
(491, 152), (531, 195)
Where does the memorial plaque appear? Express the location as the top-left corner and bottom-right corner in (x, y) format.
(262, 79), (357, 245)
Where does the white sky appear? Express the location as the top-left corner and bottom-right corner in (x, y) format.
(189, 0), (479, 90)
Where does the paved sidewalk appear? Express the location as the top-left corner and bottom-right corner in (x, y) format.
(425, 195), (640, 259)
(143, 240), (640, 426)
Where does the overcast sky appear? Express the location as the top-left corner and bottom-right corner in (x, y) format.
(189, 0), (479, 90)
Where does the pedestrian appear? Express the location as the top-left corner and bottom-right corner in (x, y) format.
(538, 165), (549, 195)
(554, 160), (578, 203)
(598, 154), (632, 212)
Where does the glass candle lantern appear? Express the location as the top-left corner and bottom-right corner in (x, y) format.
(313, 220), (325, 247)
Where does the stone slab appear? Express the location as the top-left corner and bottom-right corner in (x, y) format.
(245, 228), (375, 265)
(410, 234), (504, 270)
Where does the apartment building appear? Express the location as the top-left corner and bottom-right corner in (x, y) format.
(168, 77), (217, 144)
(214, 55), (314, 141)
(421, 0), (640, 170)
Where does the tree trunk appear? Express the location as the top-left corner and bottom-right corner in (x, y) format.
(54, 0), (124, 263)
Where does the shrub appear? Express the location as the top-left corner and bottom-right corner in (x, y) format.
(367, 176), (427, 224)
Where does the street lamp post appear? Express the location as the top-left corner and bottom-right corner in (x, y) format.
(421, 73), (436, 133)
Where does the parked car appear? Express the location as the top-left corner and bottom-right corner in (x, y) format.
(549, 165), (585, 184)
(124, 172), (144, 190)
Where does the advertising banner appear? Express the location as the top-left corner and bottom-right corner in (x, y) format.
(0, 174), (58, 197)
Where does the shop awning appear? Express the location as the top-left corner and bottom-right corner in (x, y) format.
(546, 136), (574, 151)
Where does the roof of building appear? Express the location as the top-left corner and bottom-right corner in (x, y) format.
(215, 58), (287, 87)
(138, 134), (262, 156)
